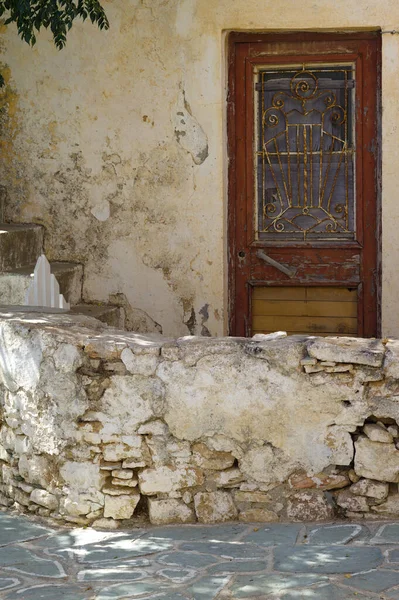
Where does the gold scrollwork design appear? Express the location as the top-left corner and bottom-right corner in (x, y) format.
(274, 221), (285, 232)
(325, 221), (338, 232)
(334, 203), (347, 216)
(263, 107), (282, 128)
(290, 70), (318, 99)
(264, 202), (277, 215)
(330, 105), (346, 125)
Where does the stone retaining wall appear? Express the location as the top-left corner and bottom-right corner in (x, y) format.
(1, 311), (399, 528)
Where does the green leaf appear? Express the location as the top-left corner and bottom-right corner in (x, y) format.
(1, 0), (109, 48)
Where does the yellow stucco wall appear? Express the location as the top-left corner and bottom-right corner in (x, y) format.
(0, 1), (397, 336)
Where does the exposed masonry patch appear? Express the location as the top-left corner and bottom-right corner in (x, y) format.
(199, 303), (211, 337)
(1, 313), (399, 528)
(173, 88), (209, 165)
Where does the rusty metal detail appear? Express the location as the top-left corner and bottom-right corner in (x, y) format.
(256, 65), (355, 241)
(256, 250), (297, 278)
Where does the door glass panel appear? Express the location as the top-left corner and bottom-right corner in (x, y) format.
(255, 64), (356, 241)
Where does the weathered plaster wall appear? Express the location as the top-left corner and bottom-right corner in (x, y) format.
(1, 313), (399, 526)
(0, 1), (397, 335)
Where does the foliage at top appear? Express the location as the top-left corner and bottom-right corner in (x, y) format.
(0, 0), (109, 49)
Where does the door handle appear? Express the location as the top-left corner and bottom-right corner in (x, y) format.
(256, 250), (297, 279)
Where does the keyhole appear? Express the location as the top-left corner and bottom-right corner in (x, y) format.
(238, 251), (246, 258)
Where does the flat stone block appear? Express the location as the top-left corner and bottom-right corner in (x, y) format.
(306, 524), (365, 545)
(188, 575), (230, 599)
(0, 546), (65, 578)
(179, 541), (266, 560)
(141, 523), (247, 542)
(281, 583), (373, 599)
(354, 436), (399, 483)
(194, 491), (237, 523)
(104, 493), (140, 519)
(78, 561), (149, 581)
(230, 574), (328, 598)
(6, 584), (89, 600)
(342, 569), (399, 593)
(274, 546), (383, 573)
(307, 337), (385, 367)
(239, 508), (278, 522)
(242, 524), (302, 547)
(159, 551), (219, 569)
(96, 581), (172, 599)
(287, 490), (334, 520)
(148, 498), (195, 525)
(0, 513), (53, 546)
(207, 560), (267, 574)
(372, 523), (399, 544)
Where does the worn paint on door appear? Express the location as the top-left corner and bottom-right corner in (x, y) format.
(228, 32), (381, 337)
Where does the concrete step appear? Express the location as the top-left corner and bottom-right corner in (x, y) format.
(0, 262), (83, 306)
(0, 224), (44, 271)
(71, 304), (124, 328)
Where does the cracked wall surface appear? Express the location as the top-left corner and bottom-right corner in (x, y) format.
(0, 1), (398, 335)
(2, 312), (399, 526)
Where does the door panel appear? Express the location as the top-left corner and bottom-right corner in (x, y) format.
(228, 32), (381, 337)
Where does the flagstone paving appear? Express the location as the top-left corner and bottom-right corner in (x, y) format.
(3, 512), (399, 598)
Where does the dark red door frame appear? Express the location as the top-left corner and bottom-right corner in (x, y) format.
(227, 31), (381, 338)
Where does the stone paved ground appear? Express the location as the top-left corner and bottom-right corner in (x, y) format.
(3, 512), (399, 598)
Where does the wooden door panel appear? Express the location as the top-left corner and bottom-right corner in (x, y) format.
(228, 32), (381, 338)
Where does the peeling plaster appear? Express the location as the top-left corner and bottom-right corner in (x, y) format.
(199, 303), (211, 337)
(173, 88), (208, 165)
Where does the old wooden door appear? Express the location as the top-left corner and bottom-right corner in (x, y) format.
(228, 32), (381, 337)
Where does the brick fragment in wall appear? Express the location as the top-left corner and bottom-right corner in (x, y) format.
(288, 471), (350, 491)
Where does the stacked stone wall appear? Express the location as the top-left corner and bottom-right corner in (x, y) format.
(1, 312), (399, 528)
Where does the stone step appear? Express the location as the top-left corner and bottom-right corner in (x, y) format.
(0, 224), (44, 271)
(71, 304), (124, 328)
(0, 262), (83, 306)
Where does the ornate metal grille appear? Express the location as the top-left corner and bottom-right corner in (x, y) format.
(256, 65), (355, 241)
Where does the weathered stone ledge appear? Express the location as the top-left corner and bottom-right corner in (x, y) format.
(1, 311), (399, 527)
